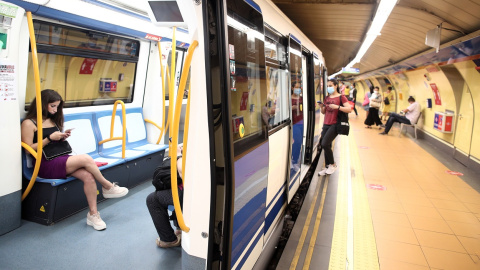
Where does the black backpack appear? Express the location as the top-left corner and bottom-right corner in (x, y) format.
(152, 157), (183, 191)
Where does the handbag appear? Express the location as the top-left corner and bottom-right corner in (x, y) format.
(362, 93), (370, 106)
(370, 99), (381, 108)
(384, 96), (390, 105)
(336, 96), (350, 136)
(43, 140), (72, 160)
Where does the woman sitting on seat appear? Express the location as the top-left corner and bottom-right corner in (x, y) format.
(21, 89), (128, 231)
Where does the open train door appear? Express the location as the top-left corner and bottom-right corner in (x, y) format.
(203, 0), (269, 268)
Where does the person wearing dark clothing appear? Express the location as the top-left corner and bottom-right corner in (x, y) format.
(146, 149), (184, 248)
(380, 97), (421, 135)
(364, 87), (383, 128)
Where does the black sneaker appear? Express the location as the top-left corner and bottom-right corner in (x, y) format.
(379, 132), (387, 135)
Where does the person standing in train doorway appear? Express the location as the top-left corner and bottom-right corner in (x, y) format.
(379, 96), (421, 135)
(21, 90), (129, 231)
(317, 79), (352, 175)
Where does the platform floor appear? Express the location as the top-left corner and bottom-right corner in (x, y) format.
(279, 113), (480, 270)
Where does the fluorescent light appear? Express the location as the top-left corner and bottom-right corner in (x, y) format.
(343, 0), (397, 71)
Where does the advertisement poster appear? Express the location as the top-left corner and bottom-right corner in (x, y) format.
(240, 92), (248, 111)
(430, 83), (442, 105)
(0, 63), (17, 102)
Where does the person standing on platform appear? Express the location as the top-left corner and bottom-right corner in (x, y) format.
(317, 79), (352, 176)
(380, 96), (421, 135)
(350, 83), (358, 117)
(381, 86), (395, 121)
(364, 86), (383, 129)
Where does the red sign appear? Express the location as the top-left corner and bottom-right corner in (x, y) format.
(240, 92), (249, 111)
(446, 170), (463, 176)
(367, 184), (386, 191)
(430, 83), (442, 105)
(145, 34), (162, 41)
(79, 58), (97, 74)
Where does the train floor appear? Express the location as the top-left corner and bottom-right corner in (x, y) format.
(278, 113), (480, 270)
(0, 181), (182, 270)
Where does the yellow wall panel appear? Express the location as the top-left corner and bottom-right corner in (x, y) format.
(454, 61), (480, 160)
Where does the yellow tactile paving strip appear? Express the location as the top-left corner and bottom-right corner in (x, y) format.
(348, 114), (480, 270)
(329, 129), (380, 270)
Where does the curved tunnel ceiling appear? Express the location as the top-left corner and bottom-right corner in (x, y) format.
(271, 0), (480, 77)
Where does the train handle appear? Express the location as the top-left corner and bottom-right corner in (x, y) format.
(98, 100), (127, 159)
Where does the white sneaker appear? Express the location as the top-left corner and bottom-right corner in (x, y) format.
(326, 164), (338, 175)
(318, 168), (328, 176)
(87, 212), (106, 231)
(102, 183), (128, 198)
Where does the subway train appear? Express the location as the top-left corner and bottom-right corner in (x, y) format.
(0, 0), (327, 269)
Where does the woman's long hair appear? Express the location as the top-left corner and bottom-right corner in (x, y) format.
(328, 79), (340, 95)
(25, 89), (64, 130)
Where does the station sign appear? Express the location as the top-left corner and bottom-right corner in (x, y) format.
(342, 67), (359, 74)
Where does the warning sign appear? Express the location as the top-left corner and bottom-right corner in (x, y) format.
(40, 206), (45, 212)
(79, 58), (98, 74)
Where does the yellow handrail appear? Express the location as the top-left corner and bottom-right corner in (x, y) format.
(182, 82), (191, 181)
(22, 11), (43, 201)
(170, 39), (198, 233)
(98, 100), (126, 159)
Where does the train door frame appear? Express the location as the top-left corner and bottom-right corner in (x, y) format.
(205, 0), (271, 268)
(287, 34), (303, 202)
(303, 51), (315, 164)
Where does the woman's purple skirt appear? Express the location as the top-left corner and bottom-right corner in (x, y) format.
(38, 155), (71, 179)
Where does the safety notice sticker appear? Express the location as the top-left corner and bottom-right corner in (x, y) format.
(0, 63), (17, 102)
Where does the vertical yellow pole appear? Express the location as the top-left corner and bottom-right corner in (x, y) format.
(156, 41), (167, 144)
(22, 12), (43, 201)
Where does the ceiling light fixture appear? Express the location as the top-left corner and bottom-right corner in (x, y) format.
(330, 0), (397, 79)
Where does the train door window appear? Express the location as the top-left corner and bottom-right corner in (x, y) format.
(289, 37), (303, 124)
(163, 45), (189, 100)
(227, 16), (267, 155)
(314, 58), (322, 106)
(25, 21), (139, 108)
(265, 37), (289, 128)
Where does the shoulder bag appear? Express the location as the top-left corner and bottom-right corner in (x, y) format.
(384, 96), (390, 105)
(336, 96), (350, 136)
(43, 140), (72, 160)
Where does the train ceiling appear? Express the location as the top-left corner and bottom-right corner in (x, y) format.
(271, 0), (480, 77)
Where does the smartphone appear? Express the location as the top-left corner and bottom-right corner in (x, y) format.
(65, 128), (75, 133)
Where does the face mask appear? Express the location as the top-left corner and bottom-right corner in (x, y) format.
(327, 87), (335, 94)
(294, 88), (301, 95)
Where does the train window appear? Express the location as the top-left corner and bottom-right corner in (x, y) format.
(265, 66), (289, 127)
(164, 47), (189, 100)
(227, 22), (267, 154)
(25, 21), (139, 108)
(289, 37), (303, 124)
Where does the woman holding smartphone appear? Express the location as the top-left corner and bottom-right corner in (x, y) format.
(317, 79), (352, 175)
(21, 89), (128, 231)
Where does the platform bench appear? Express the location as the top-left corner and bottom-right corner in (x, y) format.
(22, 108), (167, 225)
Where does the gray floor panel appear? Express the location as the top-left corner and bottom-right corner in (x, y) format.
(0, 181), (182, 270)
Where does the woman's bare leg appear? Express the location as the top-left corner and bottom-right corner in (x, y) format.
(70, 168), (98, 215)
(66, 154), (113, 189)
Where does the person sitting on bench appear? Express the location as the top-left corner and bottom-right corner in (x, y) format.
(379, 96), (420, 135)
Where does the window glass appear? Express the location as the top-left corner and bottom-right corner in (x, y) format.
(25, 21), (138, 108)
(289, 38), (303, 124)
(265, 66), (289, 127)
(228, 25), (267, 148)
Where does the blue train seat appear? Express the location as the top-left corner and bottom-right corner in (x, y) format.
(21, 108), (167, 225)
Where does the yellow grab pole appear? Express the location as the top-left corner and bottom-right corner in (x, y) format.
(170, 40), (198, 233)
(22, 12), (43, 201)
(182, 81), (191, 181)
(101, 100), (126, 159)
